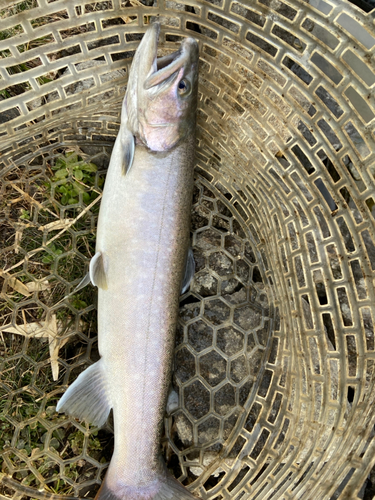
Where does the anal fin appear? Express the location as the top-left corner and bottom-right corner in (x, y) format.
(56, 360), (111, 427)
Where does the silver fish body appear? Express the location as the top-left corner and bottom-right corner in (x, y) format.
(57, 22), (199, 500)
(97, 136), (195, 489)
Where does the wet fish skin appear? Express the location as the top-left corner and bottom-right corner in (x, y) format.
(57, 22), (199, 500)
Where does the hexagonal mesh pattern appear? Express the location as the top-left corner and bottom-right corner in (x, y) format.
(1, 0), (375, 499)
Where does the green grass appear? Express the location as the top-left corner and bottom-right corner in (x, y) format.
(49, 151), (101, 206)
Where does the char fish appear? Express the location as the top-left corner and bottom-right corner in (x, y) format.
(57, 22), (199, 500)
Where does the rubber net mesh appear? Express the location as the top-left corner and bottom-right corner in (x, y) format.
(1, 0), (375, 498)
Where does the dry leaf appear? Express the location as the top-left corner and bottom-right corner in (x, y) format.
(25, 280), (50, 292)
(2, 315), (71, 381)
(6, 276), (31, 296)
(39, 219), (74, 231)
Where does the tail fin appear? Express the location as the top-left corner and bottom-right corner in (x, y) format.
(95, 471), (199, 500)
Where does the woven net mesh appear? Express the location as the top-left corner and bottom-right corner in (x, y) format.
(1, 0), (375, 498)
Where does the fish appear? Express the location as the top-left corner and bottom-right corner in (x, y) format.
(56, 22), (199, 500)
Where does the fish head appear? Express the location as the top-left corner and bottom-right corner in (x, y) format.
(125, 22), (199, 152)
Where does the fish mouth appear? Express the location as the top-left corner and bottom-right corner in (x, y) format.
(143, 22), (198, 90)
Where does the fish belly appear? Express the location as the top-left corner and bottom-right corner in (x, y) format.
(96, 140), (194, 489)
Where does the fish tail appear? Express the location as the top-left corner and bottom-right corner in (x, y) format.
(95, 471), (198, 500)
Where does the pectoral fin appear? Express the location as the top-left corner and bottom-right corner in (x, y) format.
(90, 251), (108, 290)
(56, 360), (111, 427)
(181, 247), (195, 294)
(121, 125), (135, 176)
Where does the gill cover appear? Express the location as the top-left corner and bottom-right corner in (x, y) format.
(124, 22), (199, 152)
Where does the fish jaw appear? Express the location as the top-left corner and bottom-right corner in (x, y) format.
(124, 23), (159, 135)
(125, 22), (199, 152)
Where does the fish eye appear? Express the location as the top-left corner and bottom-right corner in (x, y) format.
(178, 79), (191, 96)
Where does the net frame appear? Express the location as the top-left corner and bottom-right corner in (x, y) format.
(0, 0), (375, 498)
